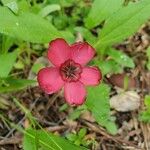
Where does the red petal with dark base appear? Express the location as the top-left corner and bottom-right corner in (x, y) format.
(48, 38), (71, 67)
(80, 67), (102, 86)
(37, 67), (64, 94)
(71, 42), (95, 66)
(64, 81), (86, 105)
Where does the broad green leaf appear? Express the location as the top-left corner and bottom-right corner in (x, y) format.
(23, 128), (88, 150)
(31, 63), (45, 74)
(94, 59), (123, 75)
(1, 0), (18, 14)
(139, 95), (150, 123)
(1, 35), (14, 53)
(60, 30), (75, 43)
(78, 128), (87, 139)
(39, 4), (61, 17)
(86, 84), (117, 134)
(0, 51), (17, 77)
(106, 48), (135, 68)
(18, 0), (30, 12)
(85, 0), (123, 29)
(139, 111), (150, 123)
(0, 7), (61, 43)
(0, 78), (36, 93)
(105, 121), (118, 135)
(144, 95), (150, 109)
(23, 129), (37, 150)
(95, 0), (150, 48)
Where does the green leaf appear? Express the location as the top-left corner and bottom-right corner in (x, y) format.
(59, 104), (68, 112)
(39, 4), (61, 17)
(68, 107), (84, 120)
(139, 95), (150, 123)
(86, 83), (117, 134)
(105, 121), (118, 135)
(94, 59), (123, 75)
(31, 63), (45, 74)
(78, 128), (87, 139)
(144, 95), (150, 109)
(60, 30), (75, 43)
(146, 47), (150, 70)
(95, 0), (150, 48)
(85, 0), (123, 29)
(139, 111), (150, 123)
(23, 129), (38, 150)
(0, 77), (36, 93)
(18, 0), (30, 12)
(0, 51), (17, 77)
(1, 35), (15, 53)
(23, 128), (88, 150)
(14, 60), (24, 69)
(1, 0), (18, 14)
(0, 6), (61, 43)
(66, 133), (78, 142)
(147, 47), (150, 58)
(106, 48), (135, 68)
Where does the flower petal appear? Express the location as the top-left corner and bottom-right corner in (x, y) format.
(37, 67), (64, 94)
(80, 67), (102, 86)
(71, 42), (95, 65)
(64, 81), (86, 105)
(48, 38), (71, 66)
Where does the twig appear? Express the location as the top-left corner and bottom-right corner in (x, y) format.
(45, 125), (67, 132)
(81, 119), (141, 149)
(0, 137), (22, 145)
(5, 98), (39, 138)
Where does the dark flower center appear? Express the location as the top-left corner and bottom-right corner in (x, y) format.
(60, 59), (82, 82)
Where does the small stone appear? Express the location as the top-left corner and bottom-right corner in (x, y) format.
(110, 91), (140, 112)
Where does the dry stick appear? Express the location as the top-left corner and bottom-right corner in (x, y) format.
(4, 116), (25, 138)
(82, 120), (140, 149)
(45, 93), (61, 110)
(45, 125), (67, 132)
(4, 98), (39, 138)
(37, 118), (58, 126)
(140, 123), (150, 150)
(0, 137), (22, 145)
(138, 70), (150, 150)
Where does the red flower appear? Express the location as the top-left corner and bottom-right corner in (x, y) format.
(37, 38), (102, 105)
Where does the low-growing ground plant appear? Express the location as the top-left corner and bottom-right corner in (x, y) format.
(0, 0), (150, 149)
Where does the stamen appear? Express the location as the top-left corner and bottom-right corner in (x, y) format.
(60, 59), (82, 82)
